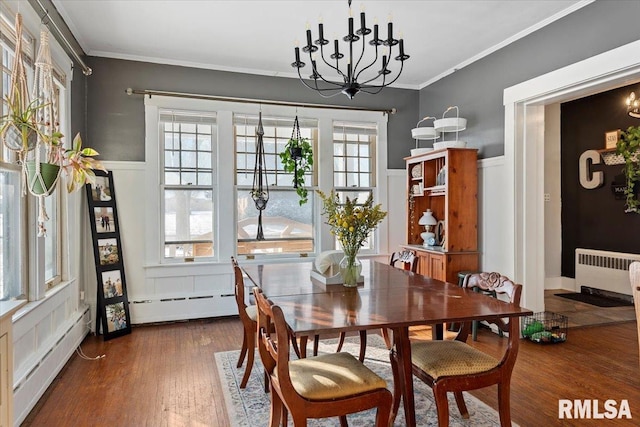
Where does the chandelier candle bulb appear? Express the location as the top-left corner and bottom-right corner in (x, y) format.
(306, 29), (312, 48)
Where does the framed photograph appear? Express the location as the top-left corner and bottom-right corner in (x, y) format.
(85, 170), (131, 341)
(103, 301), (131, 338)
(101, 270), (123, 299)
(97, 238), (119, 265)
(94, 207), (115, 233)
(89, 174), (113, 202)
(605, 129), (621, 150)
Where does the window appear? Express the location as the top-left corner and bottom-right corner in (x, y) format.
(44, 191), (61, 288)
(0, 162), (24, 300)
(160, 111), (217, 260)
(333, 121), (378, 251)
(146, 98), (388, 264)
(235, 115), (317, 255)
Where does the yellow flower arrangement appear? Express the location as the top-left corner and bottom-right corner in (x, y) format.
(318, 190), (387, 285)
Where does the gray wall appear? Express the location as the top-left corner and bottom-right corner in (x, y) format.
(84, 57), (418, 169)
(419, 0), (640, 159)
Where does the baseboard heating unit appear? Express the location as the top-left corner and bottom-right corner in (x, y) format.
(575, 248), (639, 299)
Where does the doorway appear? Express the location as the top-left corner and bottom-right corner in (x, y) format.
(504, 39), (640, 313)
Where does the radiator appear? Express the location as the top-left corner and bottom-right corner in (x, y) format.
(575, 248), (640, 296)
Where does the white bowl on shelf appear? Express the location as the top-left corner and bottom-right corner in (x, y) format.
(411, 126), (440, 140)
(410, 147), (433, 156)
(433, 117), (467, 132)
(433, 141), (467, 150)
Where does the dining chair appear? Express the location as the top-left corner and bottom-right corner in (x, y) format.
(390, 273), (522, 427)
(629, 261), (640, 367)
(231, 256), (259, 389)
(253, 287), (393, 427)
(463, 272), (508, 340)
(389, 250), (418, 272)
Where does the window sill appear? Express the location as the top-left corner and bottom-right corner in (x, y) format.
(12, 279), (76, 323)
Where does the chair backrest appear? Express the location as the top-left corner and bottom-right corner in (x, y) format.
(389, 250), (418, 273)
(461, 272), (522, 331)
(461, 271), (522, 368)
(231, 256), (248, 314)
(254, 287), (295, 395)
(629, 262), (640, 366)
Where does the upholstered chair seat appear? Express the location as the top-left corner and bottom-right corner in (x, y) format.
(284, 352), (387, 400)
(411, 340), (499, 379)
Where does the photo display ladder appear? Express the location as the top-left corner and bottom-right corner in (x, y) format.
(85, 170), (132, 340)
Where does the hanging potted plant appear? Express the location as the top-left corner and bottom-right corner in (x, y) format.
(616, 125), (640, 213)
(1, 14), (38, 154)
(280, 115), (313, 205)
(26, 132), (104, 195)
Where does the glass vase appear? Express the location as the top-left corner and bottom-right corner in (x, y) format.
(339, 252), (362, 287)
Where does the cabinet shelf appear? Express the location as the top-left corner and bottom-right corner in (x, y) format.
(424, 185), (445, 195)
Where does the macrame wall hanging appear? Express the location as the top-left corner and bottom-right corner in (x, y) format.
(1, 13), (37, 157)
(29, 29), (62, 236)
(251, 112), (269, 240)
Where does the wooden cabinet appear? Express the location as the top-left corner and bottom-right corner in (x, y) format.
(404, 148), (478, 283)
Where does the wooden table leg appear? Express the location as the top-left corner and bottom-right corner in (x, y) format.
(393, 326), (416, 427)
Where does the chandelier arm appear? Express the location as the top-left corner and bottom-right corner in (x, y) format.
(354, 44), (380, 82)
(297, 65), (343, 89)
(360, 60), (405, 88)
(318, 44), (347, 80)
(296, 68), (346, 97)
(352, 31), (368, 78)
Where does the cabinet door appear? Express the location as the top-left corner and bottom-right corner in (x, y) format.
(416, 252), (430, 277)
(429, 254), (446, 281)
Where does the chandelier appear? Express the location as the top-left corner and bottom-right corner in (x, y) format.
(626, 91), (640, 118)
(292, 0), (409, 99)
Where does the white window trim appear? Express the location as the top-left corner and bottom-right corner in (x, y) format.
(144, 96), (389, 266)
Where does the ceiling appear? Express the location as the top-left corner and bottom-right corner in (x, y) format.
(52, 0), (589, 90)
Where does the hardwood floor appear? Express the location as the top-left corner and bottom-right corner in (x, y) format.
(22, 316), (640, 426)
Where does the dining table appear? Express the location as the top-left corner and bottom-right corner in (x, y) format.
(242, 260), (532, 427)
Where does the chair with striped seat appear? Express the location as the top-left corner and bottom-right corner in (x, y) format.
(391, 273), (522, 426)
(254, 287), (392, 427)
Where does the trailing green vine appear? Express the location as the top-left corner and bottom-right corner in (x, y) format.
(280, 137), (313, 205)
(616, 125), (640, 213)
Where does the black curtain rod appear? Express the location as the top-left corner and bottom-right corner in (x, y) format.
(125, 88), (396, 115)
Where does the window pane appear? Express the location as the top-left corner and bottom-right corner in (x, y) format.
(0, 165), (24, 299)
(198, 152), (211, 169)
(44, 192), (58, 283)
(164, 189), (214, 258)
(237, 189), (314, 255)
(181, 151), (197, 169)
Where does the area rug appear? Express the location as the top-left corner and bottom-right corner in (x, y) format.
(554, 292), (633, 307)
(215, 335), (516, 426)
